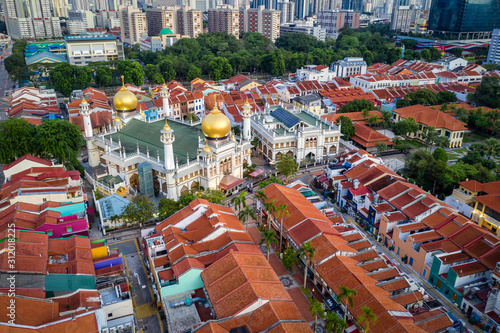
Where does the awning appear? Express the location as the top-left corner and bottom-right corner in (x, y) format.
(324, 296), (338, 311)
(248, 169), (265, 177)
(218, 175), (245, 190)
(313, 171), (324, 177)
(87, 207), (95, 214)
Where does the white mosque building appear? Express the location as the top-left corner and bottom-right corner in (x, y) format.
(81, 79), (253, 200)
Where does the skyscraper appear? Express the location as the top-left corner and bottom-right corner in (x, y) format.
(341, 0), (364, 12)
(428, 0), (499, 38)
(293, 0), (310, 19)
(4, 0), (62, 39)
(207, 5), (240, 37)
(277, 0), (295, 23)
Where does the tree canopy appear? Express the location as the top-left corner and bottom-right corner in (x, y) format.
(276, 155), (298, 183)
(0, 118), (83, 166)
(468, 76), (500, 109)
(338, 99), (375, 113)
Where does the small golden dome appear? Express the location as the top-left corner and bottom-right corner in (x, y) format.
(114, 115), (122, 123)
(163, 118), (171, 131)
(80, 98), (88, 105)
(203, 143), (212, 153)
(113, 76), (138, 112)
(201, 104), (231, 139)
(244, 98), (250, 107)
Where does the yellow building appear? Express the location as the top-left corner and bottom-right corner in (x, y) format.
(292, 94), (322, 115)
(393, 104), (467, 148)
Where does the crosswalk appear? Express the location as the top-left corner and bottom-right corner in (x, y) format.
(135, 302), (158, 320)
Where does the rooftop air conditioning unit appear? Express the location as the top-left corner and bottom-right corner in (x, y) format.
(102, 329), (109, 333)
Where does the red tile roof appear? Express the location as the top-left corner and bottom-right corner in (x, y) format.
(394, 104), (467, 131)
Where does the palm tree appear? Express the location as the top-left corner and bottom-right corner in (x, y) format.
(324, 310), (347, 333)
(484, 138), (500, 160)
(231, 191), (247, 213)
(275, 203), (289, 254)
(259, 229), (277, 261)
(185, 113), (198, 122)
(357, 306), (377, 332)
(309, 298), (324, 333)
(238, 205), (257, 229)
(264, 198), (277, 230)
(299, 242), (317, 289)
(254, 190), (268, 226)
(337, 285), (358, 331)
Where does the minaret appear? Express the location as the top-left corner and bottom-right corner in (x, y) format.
(80, 97), (99, 167)
(242, 98), (252, 141)
(160, 81), (170, 118)
(79, 98), (92, 139)
(160, 118), (175, 170)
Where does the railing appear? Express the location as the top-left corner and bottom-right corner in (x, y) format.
(340, 138), (357, 151)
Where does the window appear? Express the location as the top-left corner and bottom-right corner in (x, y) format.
(47, 230), (53, 236)
(397, 247), (400, 255)
(66, 226), (72, 233)
(409, 257), (414, 266)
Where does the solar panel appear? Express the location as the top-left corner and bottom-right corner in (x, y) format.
(271, 108), (300, 128)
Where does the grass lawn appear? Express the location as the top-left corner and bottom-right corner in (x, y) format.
(463, 132), (490, 143)
(395, 140), (427, 149)
(452, 148), (469, 154)
(447, 153), (460, 160)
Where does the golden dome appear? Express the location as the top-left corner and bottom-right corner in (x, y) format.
(114, 115), (122, 123)
(244, 98), (250, 107)
(113, 76), (137, 111)
(80, 98), (88, 105)
(201, 104), (231, 139)
(163, 118), (171, 131)
(203, 143), (212, 153)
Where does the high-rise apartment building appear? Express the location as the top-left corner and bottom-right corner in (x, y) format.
(207, 6), (240, 37)
(428, 0), (499, 38)
(239, 5), (280, 41)
(146, 7), (168, 36)
(341, 0), (364, 11)
(278, 0), (295, 23)
(311, 0), (328, 14)
(176, 6), (203, 38)
(119, 5), (147, 45)
(390, 5), (417, 32)
(293, 0), (310, 19)
(486, 29), (500, 66)
(317, 9), (359, 37)
(4, 0), (62, 39)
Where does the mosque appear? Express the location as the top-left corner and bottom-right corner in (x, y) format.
(81, 77), (253, 200)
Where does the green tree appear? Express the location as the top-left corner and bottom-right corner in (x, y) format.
(435, 135), (450, 148)
(186, 65), (202, 81)
(392, 118), (419, 143)
(264, 198), (277, 229)
(337, 285), (358, 329)
(422, 126), (439, 149)
(483, 63), (499, 71)
(202, 189), (226, 204)
(158, 198), (183, 220)
(376, 142), (387, 154)
(35, 120), (84, 163)
(159, 59), (177, 82)
(366, 114), (379, 126)
(145, 64), (158, 82)
(282, 246), (299, 271)
(324, 310), (347, 333)
(238, 205), (257, 229)
(309, 298), (324, 333)
(121, 195), (157, 225)
(209, 57), (233, 81)
(358, 306), (377, 332)
(117, 60), (144, 86)
(433, 147), (448, 162)
(231, 191), (247, 212)
(420, 49), (431, 62)
(469, 77), (500, 109)
(339, 99), (374, 113)
(484, 138), (500, 160)
(74, 66), (93, 89)
(259, 176), (283, 189)
(363, 50), (374, 65)
(254, 190), (268, 225)
(276, 154), (298, 183)
(299, 242), (316, 289)
(259, 229), (278, 261)
(185, 113), (198, 122)
(50, 63), (75, 97)
(275, 203), (289, 253)
(386, 48), (401, 64)
(381, 111), (393, 134)
(95, 66), (113, 87)
(0, 118), (36, 164)
(452, 48), (463, 57)
(269, 49), (286, 77)
(335, 116), (356, 140)
(429, 47), (442, 61)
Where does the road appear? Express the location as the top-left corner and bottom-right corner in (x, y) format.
(0, 43), (13, 121)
